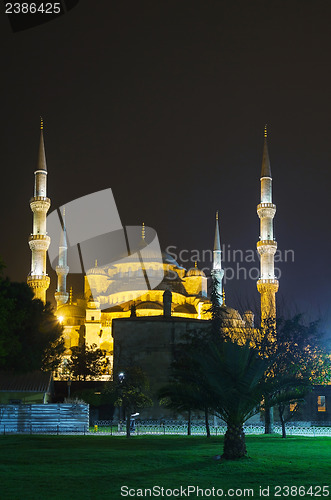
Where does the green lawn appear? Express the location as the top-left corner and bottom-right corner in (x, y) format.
(0, 435), (330, 499)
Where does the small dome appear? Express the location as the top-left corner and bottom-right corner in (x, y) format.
(136, 301), (163, 310)
(86, 266), (108, 275)
(186, 266), (206, 277)
(174, 304), (197, 314)
(220, 306), (243, 321)
(57, 303), (85, 318)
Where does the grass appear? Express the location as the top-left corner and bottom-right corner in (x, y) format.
(0, 435), (330, 499)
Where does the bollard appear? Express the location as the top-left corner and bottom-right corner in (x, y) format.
(94, 425), (98, 433)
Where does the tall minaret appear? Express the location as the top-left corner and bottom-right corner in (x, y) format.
(256, 126), (279, 321)
(211, 211), (224, 306)
(55, 208), (69, 308)
(27, 118), (51, 303)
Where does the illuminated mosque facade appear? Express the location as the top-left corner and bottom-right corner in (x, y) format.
(27, 122), (277, 374)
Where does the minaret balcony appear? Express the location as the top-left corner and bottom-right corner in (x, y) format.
(55, 291), (69, 305)
(28, 234), (51, 251)
(30, 197), (51, 212)
(258, 202), (276, 208)
(257, 203), (276, 219)
(56, 265), (69, 275)
(256, 240), (277, 255)
(257, 278), (279, 293)
(27, 274), (51, 288)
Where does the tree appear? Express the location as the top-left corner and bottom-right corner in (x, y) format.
(196, 340), (270, 459)
(0, 264), (64, 372)
(158, 329), (216, 437)
(159, 276), (262, 442)
(67, 343), (110, 381)
(111, 366), (152, 438)
(260, 315), (331, 437)
(159, 381), (195, 436)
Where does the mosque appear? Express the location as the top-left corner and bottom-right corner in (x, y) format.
(27, 121), (278, 376)
(25, 125), (331, 422)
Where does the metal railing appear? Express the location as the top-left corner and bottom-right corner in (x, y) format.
(91, 421), (331, 437)
(1, 420), (331, 437)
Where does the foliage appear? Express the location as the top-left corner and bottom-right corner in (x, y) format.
(199, 341), (269, 425)
(72, 383), (118, 407)
(207, 274), (230, 341)
(273, 315), (331, 385)
(258, 314), (331, 436)
(0, 266), (64, 372)
(110, 366), (152, 437)
(67, 343), (110, 381)
(160, 276), (274, 457)
(158, 329), (216, 436)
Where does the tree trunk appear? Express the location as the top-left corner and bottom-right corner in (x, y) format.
(187, 409), (191, 436)
(278, 404), (287, 438)
(222, 424), (247, 460)
(264, 406), (274, 434)
(204, 408), (210, 438)
(126, 413), (131, 438)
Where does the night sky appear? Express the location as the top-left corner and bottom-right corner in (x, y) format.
(1, 1), (331, 334)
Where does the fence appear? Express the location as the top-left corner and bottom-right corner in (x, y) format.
(0, 404), (89, 434)
(92, 420), (331, 437)
(1, 412), (331, 436)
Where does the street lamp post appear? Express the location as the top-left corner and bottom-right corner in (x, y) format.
(67, 375), (71, 399)
(118, 372), (125, 432)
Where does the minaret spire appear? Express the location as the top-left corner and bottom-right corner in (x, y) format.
(37, 116), (47, 173)
(55, 207), (69, 308)
(261, 124), (272, 179)
(211, 211), (224, 306)
(27, 120), (51, 302)
(256, 126), (279, 322)
(214, 211), (221, 251)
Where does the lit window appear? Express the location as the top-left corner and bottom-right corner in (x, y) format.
(317, 395), (326, 412)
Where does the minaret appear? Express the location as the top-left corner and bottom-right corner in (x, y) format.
(256, 126), (279, 321)
(211, 211), (224, 306)
(27, 118), (51, 302)
(55, 208), (69, 308)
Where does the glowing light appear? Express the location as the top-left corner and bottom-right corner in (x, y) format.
(58, 316), (64, 324)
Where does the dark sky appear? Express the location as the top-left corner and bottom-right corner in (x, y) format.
(1, 1), (331, 332)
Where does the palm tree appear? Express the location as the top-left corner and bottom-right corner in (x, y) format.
(198, 340), (269, 459)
